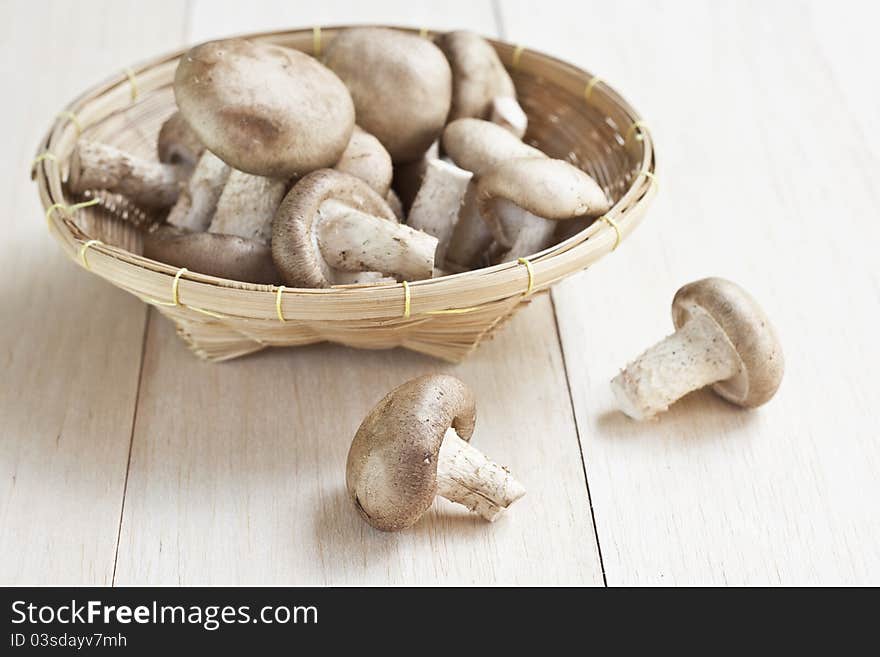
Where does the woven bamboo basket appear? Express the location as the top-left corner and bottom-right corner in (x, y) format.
(32, 25), (656, 363)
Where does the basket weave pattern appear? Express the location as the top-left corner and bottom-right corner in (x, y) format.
(32, 26), (656, 363)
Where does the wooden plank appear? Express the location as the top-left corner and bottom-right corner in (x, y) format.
(113, 0), (603, 585)
(503, 0), (880, 584)
(0, 0), (186, 584)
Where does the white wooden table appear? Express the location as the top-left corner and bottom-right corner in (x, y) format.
(2, 0), (877, 586)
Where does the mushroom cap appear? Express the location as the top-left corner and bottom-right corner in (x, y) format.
(672, 277), (784, 408)
(334, 126), (393, 196)
(435, 30), (517, 121)
(157, 111), (205, 168)
(441, 118), (543, 175)
(271, 169), (397, 288)
(174, 38), (355, 178)
(346, 374), (477, 531)
(477, 157), (612, 246)
(143, 231), (280, 284)
(322, 28), (452, 164)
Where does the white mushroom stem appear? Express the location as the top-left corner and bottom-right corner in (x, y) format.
(407, 159), (473, 264)
(68, 140), (184, 209)
(166, 151), (230, 232)
(444, 183), (493, 270)
(611, 311), (743, 421)
(209, 170), (287, 244)
(331, 270), (397, 285)
(316, 200), (437, 281)
(490, 96), (528, 138)
(490, 198), (557, 263)
(435, 428), (525, 522)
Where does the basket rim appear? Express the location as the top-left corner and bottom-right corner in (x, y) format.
(33, 24), (657, 322)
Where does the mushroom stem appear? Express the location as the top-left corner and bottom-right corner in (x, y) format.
(611, 311), (742, 420)
(68, 140), (184, 209)
(435, 428), (525, 522)
(166, 151), (231, 232)
(490, 96), (528, 138)
(445, 183), (493, 270)
(490, 198), (557, 262)
(331, 270), (396, 285)
(317, 199), (437, 281)
(209, 170), (287, 244)
(407, 159), (473, 264)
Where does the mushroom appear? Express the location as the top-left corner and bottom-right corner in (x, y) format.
(331, 270), (396, 285)
(174, 38), (354, 178)
(143, 232), (280, 285)
(391, 140), (439, 212)
(157, 110), (205, 170)
(407, 159), (473, 264)
(68, 140), (185, 209)
(384, 189), (404, 221)
(322, 27), (452, 163)
(271, 169), (437, 288)
(208, 170), (287, 244)
(435, 30), (527, 137)
(346, 374), (525, 531)
(166, 150), (231, 232)
(611, 278), (784, 420)
(477, 157), (611, 262)
(490, 96), (528, 139)
(441, 118), (543, 174)
(333, 126), (393, 196)
(445, 183), (493, 271)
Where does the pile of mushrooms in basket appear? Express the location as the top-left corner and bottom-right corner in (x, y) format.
(66, 27), (784, 532)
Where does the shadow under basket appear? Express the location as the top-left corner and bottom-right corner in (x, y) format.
(32, 25), (657, 363)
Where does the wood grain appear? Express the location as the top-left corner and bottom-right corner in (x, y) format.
(112, 0), (603, 585)
(0, 0), (186, 584)
(504, 0), (880, 584)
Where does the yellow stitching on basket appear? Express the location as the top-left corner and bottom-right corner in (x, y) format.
(171, 268), (187, 306)
(425, 305), (483, 316)
(57, 111), (82, 136)
(123, 68), (138, 101)
(517, 257), (535, 296)
(31, 152), (58, 171)
(599, 215), (621, 251)
(46, 197), (100, 229)
(275, 285), (286, 323)
(402, 280), (411, 319)
(78, 239), (103, 270)
(511, 45), (524, 70)
(625, 120), (648, 144)
(642, 169), (658, 191)
(313, 27), (322, 56)
(584, 76), (603, 102)
(419, 27), (430, 39)
(187, 305), (228, 320)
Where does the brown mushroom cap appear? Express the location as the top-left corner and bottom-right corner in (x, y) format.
(435, 30), (516, 121)
(157, 111), (205, 168)
(672, 278), (784, 407)
(334, 126), (393, 196)
(271, 169), (397, 288)
(174, 38), (355, 178)
(346, 374), (477, 532)
(441, 118), (543, 175)
(322, 28), (452, 164)
(143, 231), (280, 284)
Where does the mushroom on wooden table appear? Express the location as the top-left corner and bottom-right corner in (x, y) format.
(346, 374), (525, 532)
(611, 278), (785, 420)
